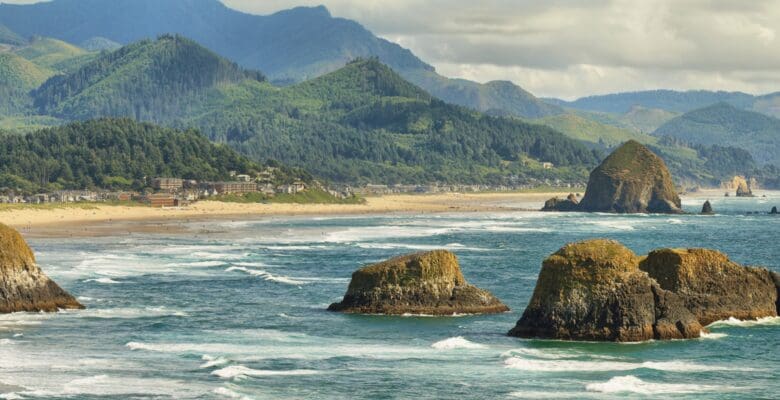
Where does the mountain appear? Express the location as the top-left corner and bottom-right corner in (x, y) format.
(548, 90), (756, 114)
(13, 36), (95, 72)
(653, 103), (780, 166)
(0, 24), (25, 46)
(79, 37), (121, 52)
(0, 52), (54, 114)
(0, 0), (559, 119)
(33, 35), (264, 122)
(533, 113), (657, 147)
(0, 118), (268, 192)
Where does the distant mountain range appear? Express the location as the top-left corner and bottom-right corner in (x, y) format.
(0, 0), (560, 119)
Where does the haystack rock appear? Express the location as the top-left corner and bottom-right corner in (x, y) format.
(735, 176), (754, 197)
(701, 200), (714, 215)
(547, 140), (682, 213)
(0, 223), (83, 313)
(508, 239), (701, 341)
(328, 250), (508, 315)
(640, 248), (778, 326)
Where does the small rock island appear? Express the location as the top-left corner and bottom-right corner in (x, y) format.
(543, 140), (682, 213)
(510, 239), (779, 342)
(328, 250), (508, 315)
(0, 223), (83, 313)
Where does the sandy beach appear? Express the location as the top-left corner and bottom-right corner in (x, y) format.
(2, 192), (570, 237)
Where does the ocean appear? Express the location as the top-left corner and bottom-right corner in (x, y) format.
(0, 194), (778, 399)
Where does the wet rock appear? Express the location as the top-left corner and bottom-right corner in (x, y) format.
(701, 200), (714, 215)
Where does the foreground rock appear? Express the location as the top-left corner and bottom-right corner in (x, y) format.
(0, 224), (83, 313)
(508, 239), (701, 341)
(640, 248), (777, 326)
(541, 193), (579, 211)
(543, 141), (682, 213)
(328, 250), (508, 315)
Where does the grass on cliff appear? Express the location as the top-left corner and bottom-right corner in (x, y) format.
(212, 189), (365, 205)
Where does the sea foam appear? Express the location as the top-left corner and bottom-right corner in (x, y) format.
(212, 365), (319, 379)
(585, 375), (731, 394)
(707, 316), (780, 328)
(431, 337), (487, 350)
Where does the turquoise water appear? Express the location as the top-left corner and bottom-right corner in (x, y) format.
(0, 194), (778, 399)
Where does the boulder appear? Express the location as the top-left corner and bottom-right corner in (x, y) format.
(578, 140), (682, 213)
(508, 239), (701, 341)
(541, 193), (579, 211)
(701, 200), (714, 215)
(328, 250), (508, 315)
(640, 248), (777, 325)
(0, 223), (83, 313)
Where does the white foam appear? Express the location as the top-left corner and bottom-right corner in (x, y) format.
(83, 277), (121, 284)
(192, 251), (248, 260)
(707, 316), (780, 328)
(503, 357), (745, 372)
(225, 266), (306, 285)
(0, 339), (15, 345)
(213, 387), (250, 399)
(585, 375), (731, 394)
(431, 337), (487, 350)
(212, 365), (319, 379)
(501, 348), (620, 360)
(168, 260), (227, 267)
(699, 331), (728, 340)
(589, 220), (636, 231)
(200, 354), (230, 369)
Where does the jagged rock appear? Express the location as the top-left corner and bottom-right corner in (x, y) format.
(508, 239), (701, 341)
(771, 206), (778, 214)
(541, 193), (579, 211)
(328, 250), (508, 315)
(701, 200), (714, 215)
(0, 223), (83, 313)
(578, 141), (682, 213)
(735, 177), (754, 197)
(640, 248), (777, 326)
(771, 271), (780, 313)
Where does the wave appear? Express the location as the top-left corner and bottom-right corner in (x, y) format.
(707, 316), (780, 328)
(356, 242), (489, 252)
(503, 357), (748, 372)
(0, 338), (15, 345)
(585, 375), (732, 394)
(166, 260), (227, 267)
(212, 365), (320, 379)
(431, 337), (487, 350)
(1, 374), (205, 398)
(699, 331), (728, 340)
(225, 266), (305, 285)
(213, 387), (249, 399)
(83, 277), (121, 284)
(501, 348), (621, 360)
(200, 354), (230, 369)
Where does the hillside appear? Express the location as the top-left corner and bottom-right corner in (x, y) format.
(0, 52), (54, 114)
(0, 118), (270, 193)
(548, 90), (756, 114)
(653, 103), (780, 166)
(0, 0), (559, 119)
(33, 35), (265, 122)
(533, 113), (657, 147)
(79, 37), (121, 52)
(13, 36), (95, 72)
(0, 24), (25, 46)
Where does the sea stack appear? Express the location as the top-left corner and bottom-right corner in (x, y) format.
(639, 248), (778, 325)
(541, 193), (579, 211)
(328, 250), (508, 315)
(701, 200), (714, 215)
(735, 177), (754, 197)
(0, 223), (83, 313)
(771, 206), (778, 215)
(508, 239), (701, 341)
(543, 140), (682, 213)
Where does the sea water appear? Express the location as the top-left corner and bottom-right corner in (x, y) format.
(0, 194), (778, 399)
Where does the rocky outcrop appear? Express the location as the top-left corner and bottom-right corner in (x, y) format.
(735, 176), (754, 197)
(541, 193), (579, 211)
(0, 223), (83, 313)
(771, 206), (778, 215)
(639, 248), (777, 326)
(701, 201), (714, 215)
(543, 141), (682, 213)
(328, 250), (508, 315)
(508, 240), (701, 341)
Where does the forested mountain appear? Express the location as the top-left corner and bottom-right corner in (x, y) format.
(0, 118), (302, 193)
(79, 37), (121, 52)
(0, 52), (53, 114)
(547, 90), (756, 114)
(0, 24), (25, 46)
(13, 36), (95, 73)
(0, 0), (559, 119)
(33, 35), (264, 121)
(653, 103), (780, 166)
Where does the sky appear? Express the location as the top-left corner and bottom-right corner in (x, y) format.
(4, 0), (779, 99)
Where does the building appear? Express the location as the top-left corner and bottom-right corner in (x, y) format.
(147, 194), (176, 208)
(236, 174), (252, 182)
(542, 162), (554, 169)
(153, 177), (184, 191)
(212, 181), (258, 194)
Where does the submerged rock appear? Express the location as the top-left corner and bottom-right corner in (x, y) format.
(541, 193), (579, 211)
(701, 200), (714, 215)
(545, 140), (682, 213)
(328, 250), (508, 315)
(0, 223), (83, 313)
(508, 239), (701, 341)
(640, 248), (777, 326)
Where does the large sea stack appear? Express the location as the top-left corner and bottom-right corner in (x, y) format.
(328, 250), (508, 315)
(0, 223), (83, 313)
(640, 248), (778, 325)
(545, 140), (682, 213)
(508, 239), (701, 341)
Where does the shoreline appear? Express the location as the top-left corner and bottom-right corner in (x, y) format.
(4, 192), (568, 238)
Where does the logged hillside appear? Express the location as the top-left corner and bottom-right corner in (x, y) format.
(14, 36), (95, 72)
(0, 118), (270, 192)
(33, 35), (265, 122)
(653, 103), (780, 166)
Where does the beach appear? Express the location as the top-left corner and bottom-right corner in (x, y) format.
(1, 192), (571, 237)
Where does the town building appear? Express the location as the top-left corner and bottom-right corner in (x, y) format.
(153, 177), (184, 191)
